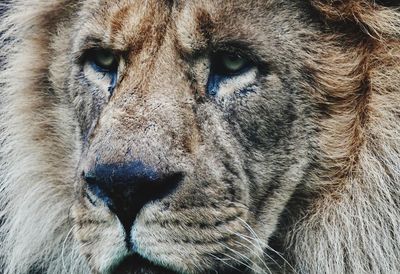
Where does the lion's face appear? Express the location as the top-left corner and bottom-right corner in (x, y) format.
(61, 0), (318, 273)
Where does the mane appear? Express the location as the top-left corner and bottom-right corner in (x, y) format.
(0, 1), (89, 273)
(0, 1), (399, 274)
(286, 1), (400, 273)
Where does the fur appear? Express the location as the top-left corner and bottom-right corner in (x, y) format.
(0, 1), (399, 273)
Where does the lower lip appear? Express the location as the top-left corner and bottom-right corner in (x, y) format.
(112, 254), (249, 274)
(111, 254), (178, 274)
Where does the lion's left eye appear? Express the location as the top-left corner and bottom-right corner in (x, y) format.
(214, 52), (250, 76)
(207, 51), (255, 96)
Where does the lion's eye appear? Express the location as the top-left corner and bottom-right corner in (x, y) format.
(84, 48), (119, 94)
(214, 52), (249, 75)
(90, 49), (118, 72)
(207, 51), (254, 96)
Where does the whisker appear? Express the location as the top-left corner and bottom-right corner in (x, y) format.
(226, 228), (277, 265)
(231, 238), (276, 271)
(235, 217), (298, 273)
(237, 217), (263, 244)
(69, 244), (86, 274)
(218, 250), (268, 274)
(216, 241), (271, 274)
(264, 244), (298, 274)
(208, 253), (244, 273)
(61, 225), (76, 273)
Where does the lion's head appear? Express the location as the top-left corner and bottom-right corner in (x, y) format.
(0, 0), (399, 273)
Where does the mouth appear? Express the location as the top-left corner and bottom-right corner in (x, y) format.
(111, 253), (249, 274)
(111, 254), (178, 274)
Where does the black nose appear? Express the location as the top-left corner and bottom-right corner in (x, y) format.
(83, 161), (182, 234)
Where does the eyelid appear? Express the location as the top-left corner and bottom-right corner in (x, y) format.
(73, 36), (127, 66)
(211, 41), (263, 64)
(220, 49), (270, 77)
(76, 48), (123, 76)
(91, 49), (118, 67)
(210, 51), (255, 80)
(73, 37), (104, 65)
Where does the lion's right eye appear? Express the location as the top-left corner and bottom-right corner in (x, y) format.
(83, 48), (120, 94)
(88, 49), (119, 72)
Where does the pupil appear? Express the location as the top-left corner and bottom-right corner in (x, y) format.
(224, 54), (244, 71)
(94, 50), (115, 69)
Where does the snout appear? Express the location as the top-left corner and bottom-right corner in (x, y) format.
(83, 161), (183, 238)
(72, 71), (251, 273)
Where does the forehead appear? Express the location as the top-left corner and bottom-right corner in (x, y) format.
(78, 0), (277, 52)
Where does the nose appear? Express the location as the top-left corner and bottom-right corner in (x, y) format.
(83, 161), (182, 233)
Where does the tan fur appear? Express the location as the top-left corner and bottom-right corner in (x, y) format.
(287, 2), (400, 273)
(0, 1), (399, 273)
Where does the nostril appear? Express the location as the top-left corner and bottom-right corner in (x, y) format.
(81, 161), (184, 239)
(153, 172), (183, 200)
(83, 171), (113, 208)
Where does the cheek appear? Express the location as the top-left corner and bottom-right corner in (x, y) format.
(69, 71), (109, 138)
(228, 75), (297, 150)
(239, 100), (297, 149)
(71, 201), (129, 272)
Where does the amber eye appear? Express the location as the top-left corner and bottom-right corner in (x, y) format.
(89, 49), (119, 72)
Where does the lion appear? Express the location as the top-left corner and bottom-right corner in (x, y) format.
(0, 0), (399, 273)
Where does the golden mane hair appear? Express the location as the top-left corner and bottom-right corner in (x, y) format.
(285, 1), (400, 273)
